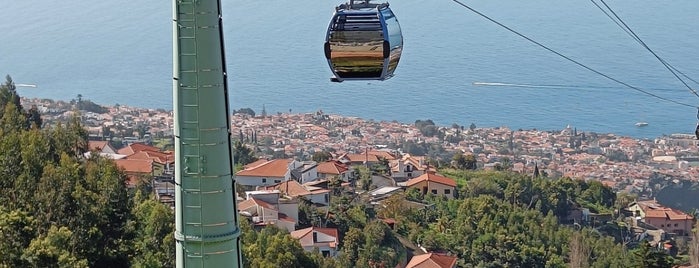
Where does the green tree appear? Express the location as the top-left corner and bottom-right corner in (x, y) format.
(22, 226), (88, 268)
(452, 153), (467, 169)
(129, 193), (175, 268)
(234, 108), (256, 117)
(0, 208), (35, 267)
(312, 151), (333, 162)
(632, 242), (672, 268)
(27, 105), (43, 128)
(0, 75), (23, 121)
(690, 220), (699, 266)
(233, 140), (257, 165)
(355, 166), (372, 191)
(240, 221), (317, 268)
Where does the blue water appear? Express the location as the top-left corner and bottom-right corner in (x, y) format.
(2, 0), (698, 138)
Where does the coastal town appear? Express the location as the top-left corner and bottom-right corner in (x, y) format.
(24, 96), (699, 194)
(21, 96), (699, 266)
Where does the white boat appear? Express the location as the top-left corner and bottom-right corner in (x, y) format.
(635, 122), (648, 127)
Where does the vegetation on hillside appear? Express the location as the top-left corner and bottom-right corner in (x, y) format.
(3, 74), (695, 267)
(0, 76), (173, 267)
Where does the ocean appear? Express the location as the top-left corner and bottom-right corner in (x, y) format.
(2, 0), (698, 138)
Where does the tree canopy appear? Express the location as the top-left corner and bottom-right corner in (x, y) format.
(0, 77), (173, 267)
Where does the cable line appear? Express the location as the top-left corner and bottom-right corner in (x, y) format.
(450, 0), (697, 108)
(594, 0), (699, 98)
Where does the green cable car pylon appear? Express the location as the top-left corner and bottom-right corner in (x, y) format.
(172, 0), (242, 267)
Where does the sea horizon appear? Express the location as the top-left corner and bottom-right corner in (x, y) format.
(3, 0), (699, 139)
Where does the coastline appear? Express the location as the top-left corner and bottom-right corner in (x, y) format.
(20, 97), (699, 194)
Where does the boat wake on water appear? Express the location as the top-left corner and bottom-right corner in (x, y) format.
(473, 81), (683, 92)
(473, 81), (615, 90)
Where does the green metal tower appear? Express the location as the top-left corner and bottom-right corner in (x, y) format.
(173, 0), (242, 267)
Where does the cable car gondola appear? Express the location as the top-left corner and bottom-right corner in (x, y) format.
(324, 0), (403, 82)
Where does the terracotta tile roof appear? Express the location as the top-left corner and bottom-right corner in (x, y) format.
(317, 160), (349, 175)
(238, 198), (276, 211)
(290, 227), (339, 248)
(368, 150), (396, 160)
(88, 141), (113, 152)
(265, 180), (311, 197)
(117, 143), (162, 156)
(406, 253), (457, 268)
(126, 151), (173, 164)
(667, 209), (694, 220)
(115, 159), (153, 173)
(405, 173), (457, 187)
(236, 159), (291, 177)
(245, 159), (269, 169)
(636, 200), (694, 220)
(342, 153), (379, 163)
(237, 199), (257, 211)
(645, 210), (667, 218)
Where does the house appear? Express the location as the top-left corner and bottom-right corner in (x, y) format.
(111, 142), (173, 187)
(367, 150), (397, 161)
(627, 200), (694, 236)
(290, 161), (319, 184)
(317, 160), (353, 181)
(404, 173), (457, 199)
(88, 140), (118, 154)
(235, 159), (301, 187)
(237, 190), (298, 232)
(264, 180), (331, 207)
(117, 142), (162, 156)
(115, 158), (164, 187)
(338, 152), (380, 166)
(390, 154), (434, 181)
(406, 253), (457, 268)
(369, 186), (403, 204)
(126, 150), (174, 173)
(85, 141), (127, 160)
(290, 227), (339, 257)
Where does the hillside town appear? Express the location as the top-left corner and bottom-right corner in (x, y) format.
(26, 97), (699, 190)
(21, 97), (699, 267)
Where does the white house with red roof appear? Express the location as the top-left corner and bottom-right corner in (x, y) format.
(237, 190), (298, 232)
(390, 154), (435, 181)
(264, 180), (331, 207)
(338, 152), (380, 166)
(404, 173), (457, 199)
(316, 160), (353, 181)
(406, 253), (458, 268)
(290, 227), (339, 257)
(235, 159), (298, 187)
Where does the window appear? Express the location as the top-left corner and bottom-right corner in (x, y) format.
(313, 232), (318, 243)
(431, 189), (437, 195)
(660, 224), (664, 227)
(262, 178), (267, 183)
(444, 189), (451, 195)
(324, 194), (329, 203)
(274, 180), (281, 183)
(322, 250), (330, 257)
(674, 223), (678, 227)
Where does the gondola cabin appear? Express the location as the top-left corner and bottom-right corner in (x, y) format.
(324, 0), (403, 82)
